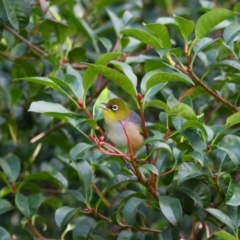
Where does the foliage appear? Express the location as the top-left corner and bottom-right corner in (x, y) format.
(1, 0), (240, 239)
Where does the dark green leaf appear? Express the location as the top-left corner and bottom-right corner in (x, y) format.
(206, 208), (234, 231)
(55, 206), (79, 229)
(178, 162), (203, 185)
(0, 199), (13, 215)
(178, 180), (210, 207)
(0, 155), (20, 183)
(223, 24), (240, 45)
(2, 0), (31, 30)
(122, 197), (145, 226)
(159, 196), (182, 226)
(139, 164), (159, 175)
(144, 100), (169, 113)
(70, 143), (94, 160)
(15, 192), (43, 218)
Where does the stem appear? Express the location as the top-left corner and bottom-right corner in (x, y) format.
(91, 183), (111, 208)
(27, 220), (45, 240)
(4, 24), (48, 56)
(174, 63), (239, 113)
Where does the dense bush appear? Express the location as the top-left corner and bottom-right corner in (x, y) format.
(1, 0), (240, 239)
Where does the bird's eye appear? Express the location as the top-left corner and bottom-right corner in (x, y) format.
(111, 104), (118, 111)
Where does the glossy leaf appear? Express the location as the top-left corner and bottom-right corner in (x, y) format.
(144, 23), (171, 48)
(140, 164), (159, 175)
(122, 197), (145, 226)
(0, 227), (10, 240)
(0, 199), (13, 215)
(178, 180), (210, 207)
(146, 71), (194, 91)
(174, 15), (194, 41)
(215, 231), (238, 240)
(226, 184), (240, 206)
(111, 60), (137, 87)
(29, 101), (78, 116)
(159, 196), (182, 226)
(226, 112), (240, 128)
(55, 206), (79, 229)
(120, 28), (162, 48)
(223, 24), (240, 45)
(0, 155), (20, 183)
(70, 143), (94, 160)
(90, 64), (137, 100)
(144, 100), (169, 113)
(170, 103), (197, 121)
(2, 0), (31, 30)
(178, 162), (203, 185)
(106, 8), (124, 36)
(206, 208), (234, 231)
(15, 192), (43, 218)
(195, 9), (236, 39)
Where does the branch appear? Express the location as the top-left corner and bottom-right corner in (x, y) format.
(91, 182), (111, 208)
(174, 63), (239, 113)
(4, 24), (48, 56)
(27, 220), (45, 240)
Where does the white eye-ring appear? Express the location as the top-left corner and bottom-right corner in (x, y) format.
(111, 105), (118, 111)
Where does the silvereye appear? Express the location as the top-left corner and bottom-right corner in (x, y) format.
(102, 98), (144, 151)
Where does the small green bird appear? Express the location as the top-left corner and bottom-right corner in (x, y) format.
(102, 98), (144, 151)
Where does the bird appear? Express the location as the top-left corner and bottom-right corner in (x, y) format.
(101, 98), (144, 151)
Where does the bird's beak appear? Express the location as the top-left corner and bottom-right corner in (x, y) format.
(100, 102), (108, 110)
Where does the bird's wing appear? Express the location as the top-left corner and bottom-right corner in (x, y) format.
(129, 111), (143, 134)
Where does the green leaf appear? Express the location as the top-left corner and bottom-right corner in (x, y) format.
(159, 196), (182, 226)
(0, 155), (20, 183)
(206, 208), (235, 231)
(178, 162), (203, 185)
(15, 192), (43, 218)
(215, 231), (238, 240)
(70, 143), (94, 160)
(98, 37), (113, 52)
(120, 28), (162, 48)
(140, 164), (159, 175)
(227, 205), (240, 228)
(28, 101), (78, 116)
(178, 180), (210, 207)
(144, 99), (169, 113)
(71, 160), (92, 202)
(96, 52), (122, 65)
(183, 151), (204, 166)
(146, 72), (194, 91)
(0, 227), (11, 240)
(174, 15), (194, 41)
(226, 112), (240, 128)
(223, 24), (240, 45)
(68, 47), (86, 62)
(0, 199), (13, 215)
(195, 9), (237, 39)
(192, 38), (222, 65)
(90, 64), (137, 100)
(170, 103), (197, 121)
(106, 8), (124, 36)
(122, 197), (145, 226)
(18, 77), (75, 103)
(2, 0), (31, 30)
(144, 23), (171, 48)
(226, 184), (240, 206)
(111, 60), (137, 88)
(55, 206), (79, 229)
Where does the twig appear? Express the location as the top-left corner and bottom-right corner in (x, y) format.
(124, 224), (162, 234)
(3, 24), (48, 56)
(83, 207), (112, 222)
(157, 167), (178, 178)
(27, 220), (45, 240)
(174, 63), (239, 113)
(30, 121), (64, 144)
(91, 182), (111, 208)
